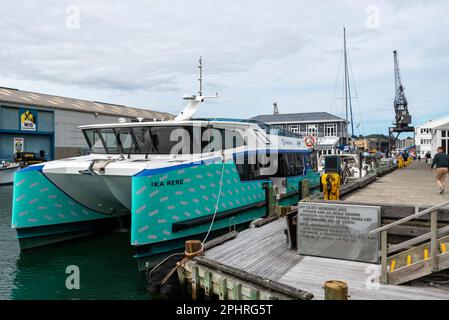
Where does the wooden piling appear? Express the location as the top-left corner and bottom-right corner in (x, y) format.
(324, 280), (348, 300)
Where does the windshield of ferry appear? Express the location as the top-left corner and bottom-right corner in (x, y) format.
(82, 126), (246, 155)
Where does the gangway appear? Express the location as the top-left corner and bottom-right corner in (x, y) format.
(370, 200), (449, 284)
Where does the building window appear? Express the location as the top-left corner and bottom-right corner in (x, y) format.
(288, 125), (300, 133)
(324, 123), (337, 137)
(442, 130), (449, 154)
(306, 124), (318, 136)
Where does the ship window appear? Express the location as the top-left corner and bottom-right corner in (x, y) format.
(272, 153), (305, 177)
(83, 129), (106, 154)
(100, 129), (121, 153)
(131, 126), (190, 154)
(84, 125), (247, 155)
(115, 128), (140, 154)
(309, 152), (318, 172)
(222, 129), (245, 149)
(235, 153), (270, 181)
(235, 152), (305, 180)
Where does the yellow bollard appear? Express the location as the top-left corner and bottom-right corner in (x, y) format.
(321, 173), (341, 200)
(440, 243), (447, 254)
(398, 158), (404, 169)
(407, 255), (412, 266)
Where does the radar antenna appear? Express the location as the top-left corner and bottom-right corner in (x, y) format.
(175, 57), (218, 121)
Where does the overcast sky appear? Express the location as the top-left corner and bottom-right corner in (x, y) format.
(0, 0), (448, 135)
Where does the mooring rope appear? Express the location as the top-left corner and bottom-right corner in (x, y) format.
(202, 152), (226, 244)
(148, 152), (226, 282)
(147, 252), (184, 281)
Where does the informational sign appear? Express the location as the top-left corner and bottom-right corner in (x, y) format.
(20, 109), (37, 131)
(297, 202), (380, 263)
(13, 137), (24, 154)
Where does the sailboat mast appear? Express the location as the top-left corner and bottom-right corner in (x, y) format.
(343, 28), (355, 139)
(343, 28), (349, 128)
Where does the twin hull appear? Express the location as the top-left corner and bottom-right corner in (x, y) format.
(12, 159), (320, 265)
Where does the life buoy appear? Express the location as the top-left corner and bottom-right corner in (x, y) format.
(304, 136), (315, 148)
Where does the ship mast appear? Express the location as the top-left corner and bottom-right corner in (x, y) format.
(198, 56), (203, 96)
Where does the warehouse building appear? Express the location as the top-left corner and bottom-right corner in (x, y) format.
(0, 86), (173, 161)
(415, 115), (449, 157)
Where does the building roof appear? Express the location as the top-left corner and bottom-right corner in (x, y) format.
(417, 115), (449, 129)
(249, 112), (347, 123)
(0, 86), (174, 120)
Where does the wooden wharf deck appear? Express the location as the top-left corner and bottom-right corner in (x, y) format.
(177, 161), (449, 300)
(181, 219), (449, 299)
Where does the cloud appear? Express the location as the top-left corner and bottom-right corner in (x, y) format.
(0, 0), (448, 134)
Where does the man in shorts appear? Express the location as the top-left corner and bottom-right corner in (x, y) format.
(431, 147), (449, 194)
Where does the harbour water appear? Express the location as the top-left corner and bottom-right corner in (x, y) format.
(0, 185), (151, 300)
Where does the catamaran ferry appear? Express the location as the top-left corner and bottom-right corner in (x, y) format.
(11, 95), (320, 270)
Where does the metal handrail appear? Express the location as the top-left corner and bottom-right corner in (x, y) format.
(369, 199), (449, 235)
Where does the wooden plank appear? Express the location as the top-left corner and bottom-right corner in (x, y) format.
(370, 200), (449, 235)
(436, 252), (449, 271)
(388, 225), (430, 238)
(204, 270), (212, 299)
(177, 267), (186, 295)
(388, 225), (449, 254)
(195, 256), (314, 300)
(203, 231), (239, 250)
(252, 215), (278, 228)
(191, 265), (200, 300)
(431, 211), (438, 272)
(312, 199), (449, 221)
(232, 282), (242, 300)
(285, 211), (297, 250)
(218, 277), (227, 300)
(199, 217), (449, 300)
(182, 261), (295, 300)
(249, 288), (259, 300)
(388, 260), (432, 285)
(381, 231), (388, 284)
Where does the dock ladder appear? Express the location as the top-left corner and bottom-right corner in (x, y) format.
(369, 200), (449, 285)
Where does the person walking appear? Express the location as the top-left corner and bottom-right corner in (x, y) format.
(426, 152), (432, 165)
(431, 147), (449, 194)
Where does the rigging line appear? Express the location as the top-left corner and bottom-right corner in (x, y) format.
(347, 51), (366, 136)
(340, 60), (346, 118)
(330, 46), (344, 117)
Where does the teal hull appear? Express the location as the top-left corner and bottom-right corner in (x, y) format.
(11, 159), (320, 266)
